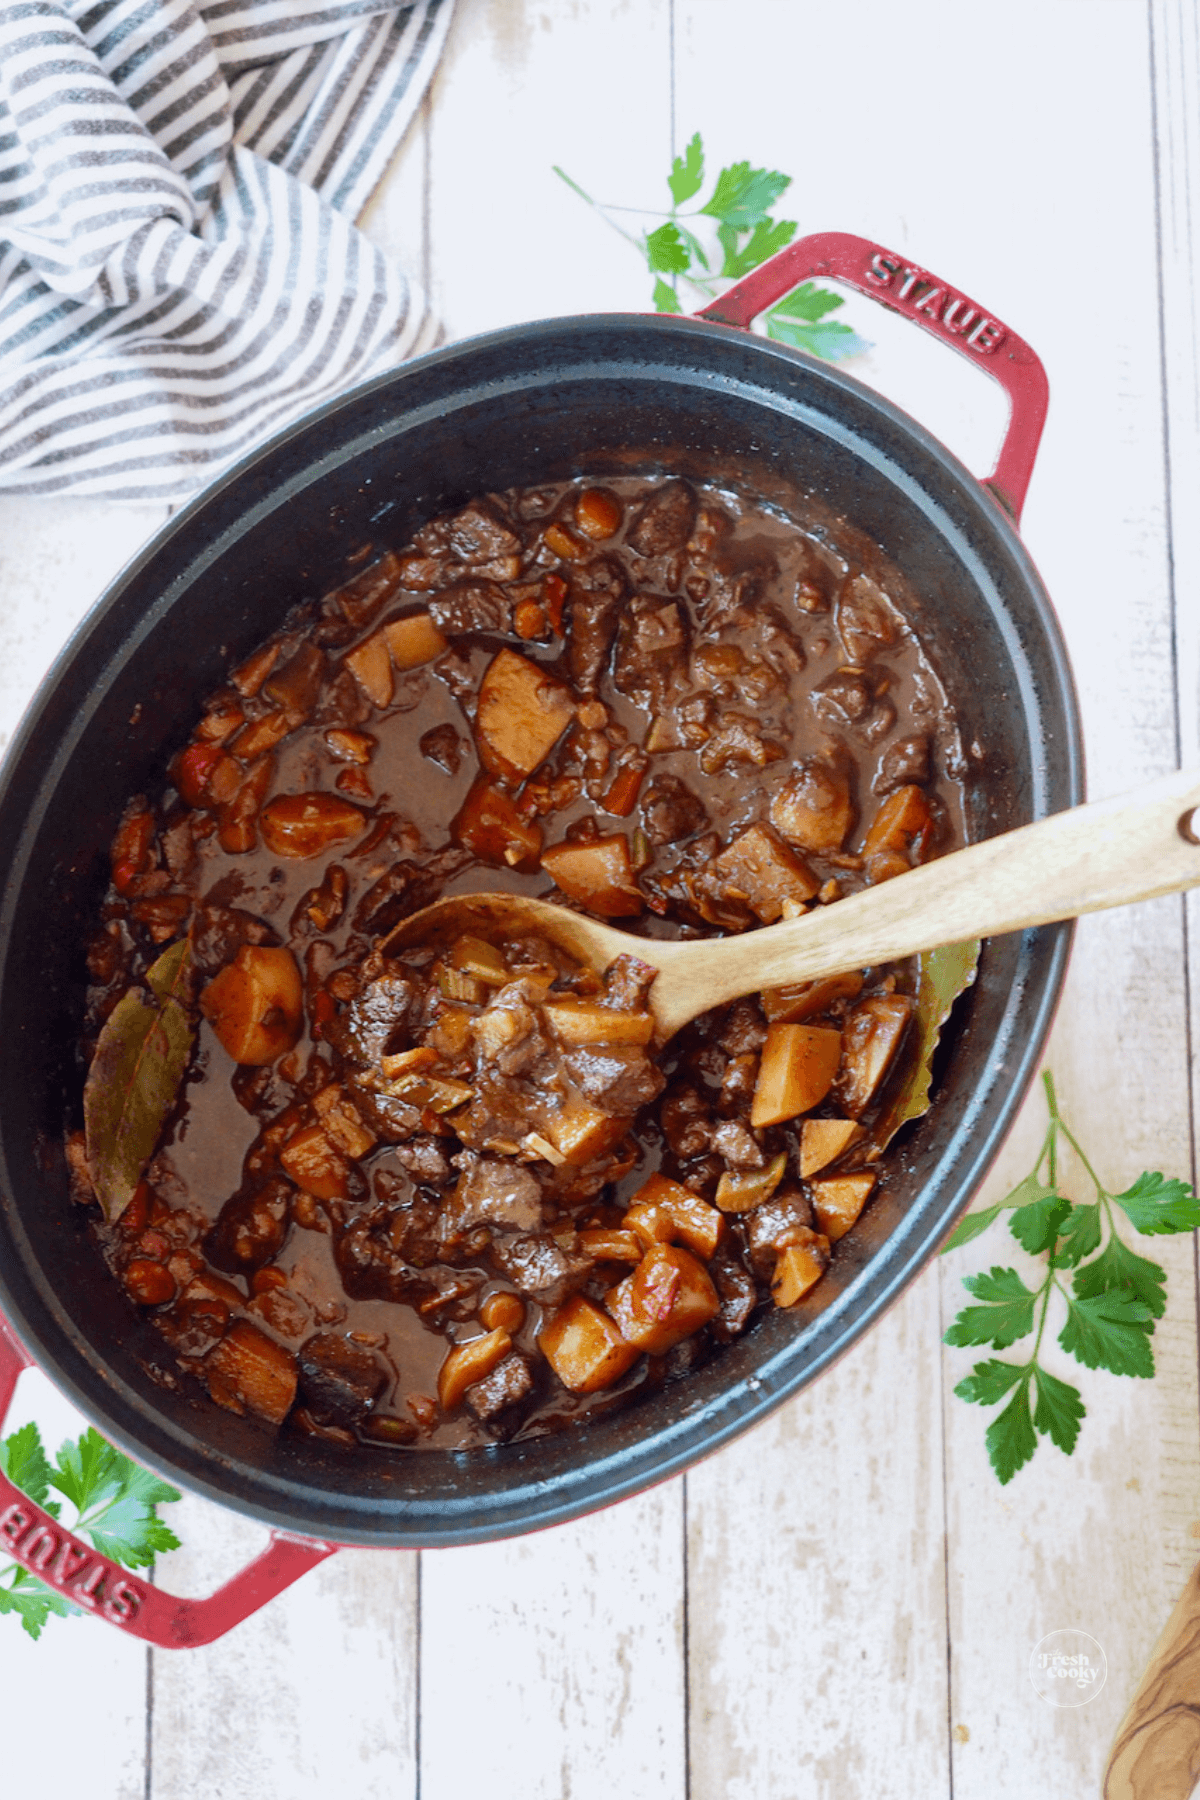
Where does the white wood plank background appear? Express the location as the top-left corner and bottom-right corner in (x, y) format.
(3, 3), (1200, 1796)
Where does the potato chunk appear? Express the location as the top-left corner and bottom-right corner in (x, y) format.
(384, 611), (448, 670)
(475, 648), (575, 784)
(541, 834), (642, 918)
(542, 998), (653, 1047)
(836, 995), (914, 1116)
(771, 1229), (832, 1307)
(626, 1171), (725, 1259)
(750, 1024), (842, 1128)
(605, 1244), (720, 1354)
(761, 971), (864, 1023)
(799, 1117), (866, 1178)
(344, 629), (394, 707)
(810, 1171), (877, 1242)
(539, 1296), (640, 1392)
(451, 775), (543, 871)
(712, 822), (819, 921)
(201, 945), (303, 1065)
(862, 784), (930, 858)
(204, 1321), (298, 1425)
(279, 1123), (352, 1202)
(546, 1095), (632, 1166)
(770, 758), (854, 853)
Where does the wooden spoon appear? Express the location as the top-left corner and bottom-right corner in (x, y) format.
(388, 765), (1200, 1038)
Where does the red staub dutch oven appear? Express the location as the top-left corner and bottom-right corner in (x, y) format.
(0, 234), (1081, 1644)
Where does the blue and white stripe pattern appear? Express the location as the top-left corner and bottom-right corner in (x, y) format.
(0, 0), (452, 499)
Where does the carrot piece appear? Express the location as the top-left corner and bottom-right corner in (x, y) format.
(542, 572), (568, 633)
(600, 759), (648, 817)
(750, 1023), (842, 1128)
(513, 599), (548, 640)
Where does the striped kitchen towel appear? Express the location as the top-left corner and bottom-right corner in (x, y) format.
(0, 0), (454, 502)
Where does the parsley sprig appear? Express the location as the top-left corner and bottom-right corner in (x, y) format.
(0, 1422), (181, 1639)
(943, 1070), (1200, 1483)
(554, 131), (870, 363)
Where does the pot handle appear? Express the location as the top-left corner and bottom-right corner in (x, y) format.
(694, 230), (1048, 525)
(0, 1310), (336, 1648)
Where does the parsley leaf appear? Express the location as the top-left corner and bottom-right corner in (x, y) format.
(1111, 1171), (1200, 1236)
(49, 1429), (181, 1568)
(1010, 1193), (1072, 1256)
(985, 1382), (1037, 1485)
(718, 218), (797, 279)
(1032, 1368), (1086, 1455)
(1052, 1202), (1103, 1268)
(768, 281), (845, 324)
(943, 1204), (1005, 1252)
(652, 277), (680, 314)
(668, 131), (704, 206)
(0, 1421), (182, 1640)
(1072, 1233), (1167, 1318)
(701, 161), (792, 228)
(954, 1358), (1026, 1406)
(0, 1420), (54, 1507)
(1059, 1290), (1155, 1379)
(764, 314), (871, 363)
(645, 222), (689, 276)
(945, 1266), (1037, 1349)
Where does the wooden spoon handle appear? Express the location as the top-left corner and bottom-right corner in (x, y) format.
(652, 766), (1200, 1034)
(1105, 1554), (1200, 1798)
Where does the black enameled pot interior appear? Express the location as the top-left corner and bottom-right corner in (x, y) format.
(0, 317), (1081, 1546)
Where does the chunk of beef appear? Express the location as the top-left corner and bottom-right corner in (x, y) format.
(428, 580), (510, 636)
(298, 1332), (388, 1423)
(814, 668), (874, 724)
(392, 1135), (453, 1185)
(380, 1189), (442, 1266)
(334, 1207), (436, 1305)
(613, 594), (691, 713)
(205, 1178), (292, 1274)
(835, 575), (898, 666)
(641, 774), (708, 847)
(710, 1254), (758, 1341)
(711, 1119), (764, 1168)
(560, 1046), (666, 1113)
(567, 557), (628, 692)
(343, 973), (414, 1064)
(875, 733), (932, 793)
(465, 1352), (535, 1423)
(445, 499), (521, 563)
(660, 1085), (713, 1159)
(419, 723), (463, 773)
(490, 1233), (590, 1306)
(745, 1188), (817, 1280)
(718, 1000), (767, 1057)
(190, 902), (278, 979)
(352, 862), (439, 937)
(437, 1160), (543, 1241)
(626, 480), (697, 558)
(314, 666), (372, 728)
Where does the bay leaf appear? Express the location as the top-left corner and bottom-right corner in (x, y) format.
(873, 938), (981, 1155)
(83, 940), (195, 1223)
